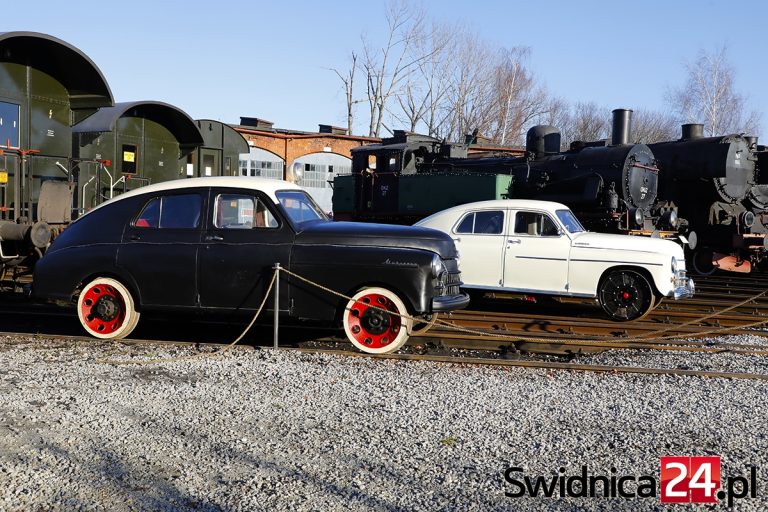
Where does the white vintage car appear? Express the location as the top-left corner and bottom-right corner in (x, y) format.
(415, 199), (695, 321)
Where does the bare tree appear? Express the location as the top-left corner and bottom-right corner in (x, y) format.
(392, 21), (454, 135)
(536, 97), (573, 149)
(569, 102), (611, 142)
(331, 52), (358, 135)
(630, 108), (679, 143)
(489, 47), (548, 146)
(669, 46), (762, 136)
(437, 30), (496, 143)
(338, 2), (551, 144)
(360, 0), (441, 137)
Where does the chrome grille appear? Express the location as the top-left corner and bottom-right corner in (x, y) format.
(436, 268), (463, 297)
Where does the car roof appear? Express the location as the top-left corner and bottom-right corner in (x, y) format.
(435, 199), (569, 214)
(83, 176), (302, 216)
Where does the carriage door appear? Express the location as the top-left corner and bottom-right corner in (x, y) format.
(200, 149), (220, 177)
(502, 210), (571, 293)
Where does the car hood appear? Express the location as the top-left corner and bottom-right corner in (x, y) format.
(571, 231), (684, 258)
(295, 221), (458, 258)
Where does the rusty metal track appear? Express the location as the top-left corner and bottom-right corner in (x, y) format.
(292, 347), (768, 382)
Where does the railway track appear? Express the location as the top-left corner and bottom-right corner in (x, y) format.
(289, 347), (768, 382)
(0, 271), (767, 380)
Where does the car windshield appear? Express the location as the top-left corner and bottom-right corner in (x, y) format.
(555, 209), (586, 233)
(276, 190), (328, 226)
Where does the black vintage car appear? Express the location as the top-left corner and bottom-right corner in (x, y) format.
(33, 177), (468, 353)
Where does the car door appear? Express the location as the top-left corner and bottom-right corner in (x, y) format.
(450, 209), (507, 288)
(502, 209), (571, 293)
(197, 188), (294, 310)
(117, 191), (205, 307)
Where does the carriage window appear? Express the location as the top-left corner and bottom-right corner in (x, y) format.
(455, 210), (504, 234)
(214, 194), (278, 229)
(514, 211), (559, 236)
(134, 194), (202, 229)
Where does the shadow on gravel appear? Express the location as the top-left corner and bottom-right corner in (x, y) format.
(0, 297), (337, 349)
(3, 438), (227, 511)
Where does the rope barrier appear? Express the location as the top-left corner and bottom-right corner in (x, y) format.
(99, 265), (768, 365)
(98, 272), (277, 366)
(278, 266), (768, 347)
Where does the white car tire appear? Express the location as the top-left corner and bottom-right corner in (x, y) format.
(343, 287), (412, 354)
(77, 277), (140, 339)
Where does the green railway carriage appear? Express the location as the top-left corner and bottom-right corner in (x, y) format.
(0, 31), (113, 226)
(190, 119), (250, 179)
(0, 31), (114, 282)
(72, 101), (204, 210)
(0, 32), (248, 287)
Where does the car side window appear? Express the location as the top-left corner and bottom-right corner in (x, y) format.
(455, 210), (504, 235)
(134, 194), (201, 229)
(455, 213), (475, 234)
(214, 194), (278, 229)
(514, 211), (559, 237)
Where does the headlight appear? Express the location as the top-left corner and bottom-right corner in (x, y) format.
(632, 208), (644, 228)
(431, 253), (446, 278)
(659, 209), (679, 229)
(741, 211), (755, 229)
(668, 209), (678, 229)
(671, 256), (678, 273)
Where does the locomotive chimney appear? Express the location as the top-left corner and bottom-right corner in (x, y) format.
(745, 136), (758, 148)
(681, 123), (704, 140)
(526, 126), (561, 157)
(611, 109), (633, 146)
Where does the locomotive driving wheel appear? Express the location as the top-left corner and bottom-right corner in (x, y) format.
(77, 277), (140, 339)
(598, 269), (655, 322)
(342, 287), (412, 354)
(692, 248), (717, 276)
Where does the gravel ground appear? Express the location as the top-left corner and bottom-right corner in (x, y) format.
(1, 334), (767, 511)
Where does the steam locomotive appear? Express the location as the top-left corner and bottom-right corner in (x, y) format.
(333, 109), (687, 243)
(649, 125), (767, 273)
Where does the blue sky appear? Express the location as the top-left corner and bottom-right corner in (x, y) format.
(14, 0), (767, 136)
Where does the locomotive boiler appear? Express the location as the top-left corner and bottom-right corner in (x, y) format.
(649, 124), (765, 273)
(333, 109), (686, 243)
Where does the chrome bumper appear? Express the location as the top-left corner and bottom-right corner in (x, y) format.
(432, 292), (470, 312)
(673, 276), (695, 300)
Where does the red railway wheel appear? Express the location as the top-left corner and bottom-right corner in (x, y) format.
(77, 277), (140, 339)
(343, 287), (412, 354)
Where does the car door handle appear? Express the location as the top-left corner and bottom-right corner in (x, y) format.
(204, 235), (223, 242)
(129, 234), (141, 241)
(507, 239), (521, 244)
(452, 237), (461, 243)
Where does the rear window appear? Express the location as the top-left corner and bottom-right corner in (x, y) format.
(135, 194), (202, 229)
(455, 210), (504, 234)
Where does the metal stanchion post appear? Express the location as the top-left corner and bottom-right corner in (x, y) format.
(273, 263), (280, 349)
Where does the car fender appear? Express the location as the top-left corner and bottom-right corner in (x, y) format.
(288, 244), (437, 321)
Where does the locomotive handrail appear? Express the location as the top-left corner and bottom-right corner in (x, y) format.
(631, 163), (659, 173)
(81, 176), (95, 213)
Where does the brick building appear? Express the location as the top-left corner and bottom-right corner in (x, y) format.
(232, 117), (524, 211)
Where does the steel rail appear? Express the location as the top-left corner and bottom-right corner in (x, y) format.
(292, 347), (768, 382)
